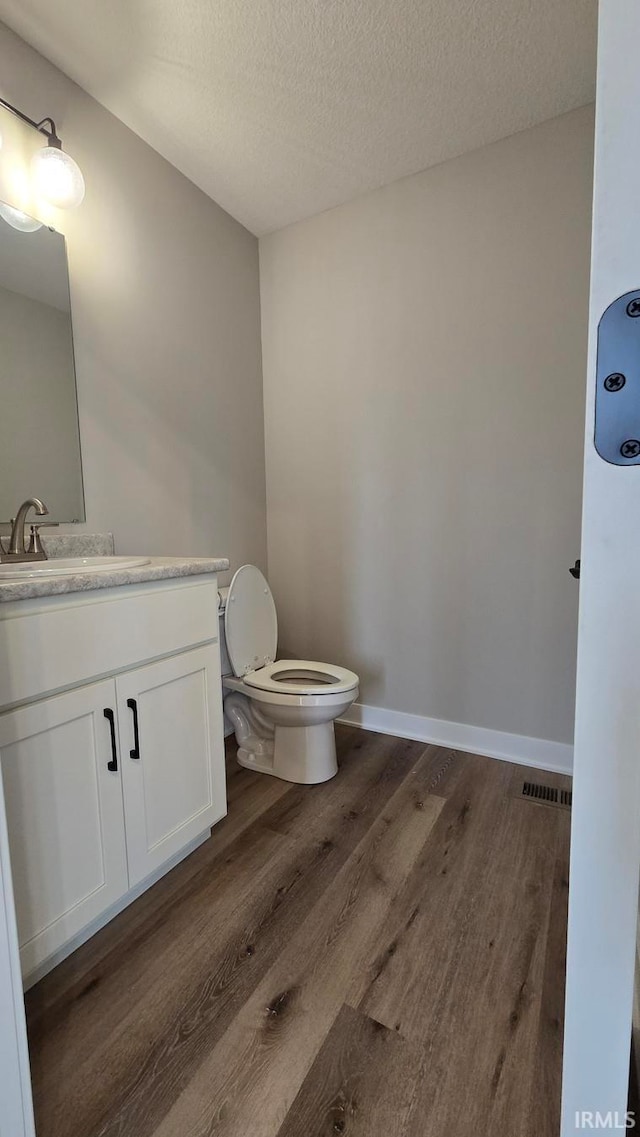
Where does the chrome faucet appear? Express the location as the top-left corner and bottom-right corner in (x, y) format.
(1, 498), (50, 562)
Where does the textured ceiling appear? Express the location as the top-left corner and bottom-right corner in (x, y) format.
(0, 0), (598, 235)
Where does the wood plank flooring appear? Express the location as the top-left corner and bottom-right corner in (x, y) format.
(24, 726), (571, 1137)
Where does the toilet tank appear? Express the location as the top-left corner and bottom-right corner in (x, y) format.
(217, 587), (232, 677)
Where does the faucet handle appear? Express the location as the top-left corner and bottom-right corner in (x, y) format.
(28, 522), (59, 555)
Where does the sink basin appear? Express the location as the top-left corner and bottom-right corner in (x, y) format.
(0, 555), (151, 580)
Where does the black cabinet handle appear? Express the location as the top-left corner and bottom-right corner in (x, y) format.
(103, 708), (118, 772)
(570, 559), (581, 580)
(127, 698), (141, 760)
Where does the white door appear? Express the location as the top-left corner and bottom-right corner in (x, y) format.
(561, 2), (640, 1132)
(116, 645), (226, 886)
(0, 768), (35, 1137)
(0, 680), (129, 979)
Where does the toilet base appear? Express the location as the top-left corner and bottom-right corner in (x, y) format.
(237, 722), (338, 784)
(224, 688), (345, 785)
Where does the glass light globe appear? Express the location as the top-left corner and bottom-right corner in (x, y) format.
(0, 203), (43, 232)
(31, 145), (85, 208)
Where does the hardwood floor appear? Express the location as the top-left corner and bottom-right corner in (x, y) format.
(24, 726), (571, 1137)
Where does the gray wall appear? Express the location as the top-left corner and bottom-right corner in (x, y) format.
(0, 21), (266, 572)
(260, 106), (593, 745)
(0, 16), (591, 748)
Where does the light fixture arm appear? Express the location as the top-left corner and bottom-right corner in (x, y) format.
(34, 117), (61, 148)
(0, 97), (61, 146)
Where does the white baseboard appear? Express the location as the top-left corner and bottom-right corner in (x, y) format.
(338, 702), (573, 775)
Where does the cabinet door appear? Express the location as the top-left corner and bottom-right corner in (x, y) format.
(116, 645), (226, 886)
(0, 680), (129, 978)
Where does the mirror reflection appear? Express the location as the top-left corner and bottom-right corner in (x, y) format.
(0, 201), (84, 522)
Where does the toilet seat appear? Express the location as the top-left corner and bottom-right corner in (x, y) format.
(243, 659), (359, 697)
(224, 564), (358, 702)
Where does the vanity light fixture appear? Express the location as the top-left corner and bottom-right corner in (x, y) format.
(0, 96), (85, 209)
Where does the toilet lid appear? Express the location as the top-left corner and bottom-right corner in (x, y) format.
(224, 564), (278, 677)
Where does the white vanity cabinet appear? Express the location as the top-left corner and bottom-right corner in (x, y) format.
(0, 574), (226, 984)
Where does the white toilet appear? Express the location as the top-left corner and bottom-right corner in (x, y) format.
(219, 564), (359, 784)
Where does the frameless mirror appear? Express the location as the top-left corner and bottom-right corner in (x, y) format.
(0, 200), (84, 522)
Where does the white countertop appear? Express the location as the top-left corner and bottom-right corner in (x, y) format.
(0, 555), (229, 603)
